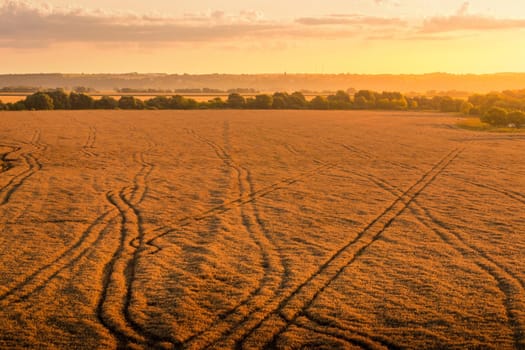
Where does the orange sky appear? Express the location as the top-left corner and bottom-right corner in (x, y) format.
(1, 1), (525, 74)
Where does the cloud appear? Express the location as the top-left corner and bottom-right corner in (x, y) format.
(420, 2), (525, 33)
(295, 14), (405, 26)
(0, 1), (411, 48)
(0, 1), (280, 48)
(3, 0), (523, 49)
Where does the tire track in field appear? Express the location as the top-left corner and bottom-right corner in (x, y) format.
(340, 143), (422, 172)
(0, 154), (41, 206)
(181, 125), (287, 349)
(99, 189), (178, 349)
(236, 148), (463, 349)
(0, 209), (117, 303)
(0, 145), (20, 173)
(241, 145), (403, 350)
(408, 202), (525, 349)
(145, 158), (335, 252)
(294, 168), (408, 350)
(30, 129), (47, 152)
(454, 176), (525, 206)
(284, 143), (299, 155)
(0, 133), (175, 348)
(81, 126), (98, 157)
(295, 315), (399, 350)
(303, 165), (525, 349)
(0, 130), (46, 206)
(95, 135), (181, 349)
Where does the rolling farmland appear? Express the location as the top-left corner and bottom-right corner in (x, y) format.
(0, 110), (524, 349)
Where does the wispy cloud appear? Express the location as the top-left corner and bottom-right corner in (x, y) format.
(2, 0), (525, 49)
(420, 2), (525, 33)
(295, 14), (406, 26)
(0, 1), (280, 48)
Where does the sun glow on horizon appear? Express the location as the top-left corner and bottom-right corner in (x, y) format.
(1, 0), (525, 74)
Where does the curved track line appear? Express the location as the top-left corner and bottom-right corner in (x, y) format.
(0, 129), (48, 207)
(81, 126), (98, 157)
(98, 190), (179, 349)
(0, 210), (116, 303)
(340, 143), (422, 172)
(0, 145), (20, 173)
(181, 126), (286, 349)
(454, 176), (525, 206)
(303, 167), (525, 349)
(0, 154), (41, 206)
(235, 148), (463, 349)
(408, 203), (525, 349)
(94, 133), (182, 348)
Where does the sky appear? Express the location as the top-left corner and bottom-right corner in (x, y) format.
(1, 0), (525, 74)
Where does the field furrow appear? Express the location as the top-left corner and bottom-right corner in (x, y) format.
(0, 110), (523, 350)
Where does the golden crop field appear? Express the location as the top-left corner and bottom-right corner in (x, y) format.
(0, 110), (524, 349)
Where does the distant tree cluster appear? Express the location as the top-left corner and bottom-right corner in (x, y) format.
(460, 90), (525, 128)
(1, 88), (524, 128)
(0, 89), (462, 112)
(480, 107), (525, 128)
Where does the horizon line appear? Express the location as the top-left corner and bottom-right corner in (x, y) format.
(1, 71), (525, 76)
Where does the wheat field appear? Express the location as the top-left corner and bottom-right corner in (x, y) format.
(0, 110), (524, 349)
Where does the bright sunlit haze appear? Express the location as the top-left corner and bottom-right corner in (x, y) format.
(2, 0), (525, 74)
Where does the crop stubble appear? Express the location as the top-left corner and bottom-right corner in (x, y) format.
(0, 110), (524, 349)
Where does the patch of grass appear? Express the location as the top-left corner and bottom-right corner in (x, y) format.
(456, 117), (525, 133)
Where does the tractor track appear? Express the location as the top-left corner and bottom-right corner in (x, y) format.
(232, 148), (463, 349)
(95, 135), (180, 349)
(181, 125), (287, 349)
(0, 129), (47, 207)
(81, 126), (98, 157)
(298, 157), (525, 349)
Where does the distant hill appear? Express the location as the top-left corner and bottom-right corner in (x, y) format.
(1, 73), (524, 94)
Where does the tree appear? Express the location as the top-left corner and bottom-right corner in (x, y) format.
(353, 96), (368, 109)
(0, 100), (5, 111)
(118, 96), (144, 109)
(252, 94), (273, 109)
(272, 93), (288, 109)
(327, 90), (352, 109)
(227, 93), (245, 109)
(289, 91), (307, 109)
(47, 89), (70, 109)
(69, 92), (94, 109)
(207, 97), (226, 109)
(439, 96), (459, 113)
(460, 101), (474, 115)
(94, 96), (118, 109)
(408, 99), (419, 110)
(170, 95), (188, 109)
(145, 96), (169, 109)
(354, 90), (377, 108)
(24, 92), (54, 110)
(507, 111), (525, 128)
(392, 97), (408, 110)
(10, 101), (27, 111)
(481, 107), (508, 126)
(309, 96), (329, 109)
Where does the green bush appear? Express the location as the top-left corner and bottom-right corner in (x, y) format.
(70, 92), (94, 109)
(481, 107), (508, 126)
(94, 96), (118, 109)
(25, 92), (54, 110)
(507, 111), (525, 128)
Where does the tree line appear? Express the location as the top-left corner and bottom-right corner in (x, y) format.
(0, 88), (524, 127)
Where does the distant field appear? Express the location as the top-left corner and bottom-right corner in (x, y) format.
(0, 110), (524, 349)
(0, 95), (26, 103)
